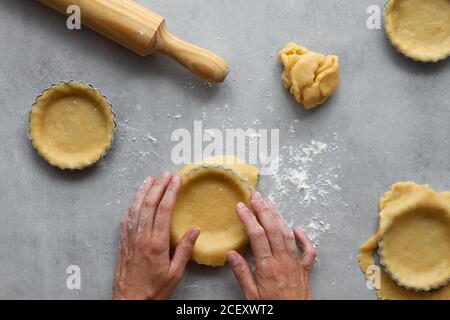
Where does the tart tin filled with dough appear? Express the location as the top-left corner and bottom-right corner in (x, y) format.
(378, 201), (450, 292)
(359, 182), (450, 299)
(28, 81), (116, 170)
(384, 0), (450, 62)
(171, 165), (253, 267)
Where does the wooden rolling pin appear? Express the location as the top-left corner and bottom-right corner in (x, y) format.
(39, 0), (229, 83)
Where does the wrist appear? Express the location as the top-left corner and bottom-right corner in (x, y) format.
(112, 287), (152, 300)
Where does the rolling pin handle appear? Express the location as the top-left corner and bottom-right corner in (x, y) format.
(156, 23), (229, 83)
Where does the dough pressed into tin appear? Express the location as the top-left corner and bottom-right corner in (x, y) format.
(384, 0), (450, 62)
(279, 42), (339, 110)
(358, 182), (450, 299)
(28, 81), (115, 170)
(171, 156), (259, 266)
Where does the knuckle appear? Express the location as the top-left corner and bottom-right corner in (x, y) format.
(134, 238), (147, 251)
(149, 246), (164, 256)
(260, 200), (270, 210)
(143, 197), (157, 210)
(250, 227), (265, 239)
(260, 263), (276, 278)
(149, 240), (165, 254)
(158, 203), (172, 214)
(253, 200), (267, 211)
(259, 254), (271, 265)
(264, 225), (277, 236)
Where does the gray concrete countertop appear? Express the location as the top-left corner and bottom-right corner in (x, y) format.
(0, 0), (448, 299)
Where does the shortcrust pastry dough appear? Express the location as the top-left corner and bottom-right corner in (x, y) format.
(359, 182), (450, 299)
(172, 156), (259, 266)
(384, 0), (450, 62)
(28, 81), (115, 169)
(279, 42), (339, 110)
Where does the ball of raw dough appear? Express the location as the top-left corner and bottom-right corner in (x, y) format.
(279, 42), (339, 110)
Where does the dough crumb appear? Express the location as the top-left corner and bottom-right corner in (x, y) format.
(279, 42), (339, 110)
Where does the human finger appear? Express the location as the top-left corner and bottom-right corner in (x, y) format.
(236, 202), (273, 265)
(152, 175), (182, 247)
(250, 192), (286, 256)
(227, 251), (259, 300)
(267, 201), (298, 259)
(136, 172), (173, 238)
(169, 228), (200, 279)
(127, 176), (155, 241)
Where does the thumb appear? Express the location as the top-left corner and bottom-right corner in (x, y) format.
(294, 227), (316, 271)
(227, 251), (259, 300)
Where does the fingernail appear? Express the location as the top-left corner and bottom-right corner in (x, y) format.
(252, 192), (262, 200)
(236, 202), (246, 210)
(227, 252), (239, 265)
(189, 228), (200, 241)
(172, 175), (181, 184)
(142, 176), (152, 187)
(162, 171), (171, 178)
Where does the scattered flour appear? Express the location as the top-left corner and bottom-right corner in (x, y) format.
(203, 81), (213, 88)
(304, 218), (331, 247)
(265, 139), (340, 208)
(146, 134), (158, 144)
(184, 81), (195, 90)
(264, 138), (341, 246)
